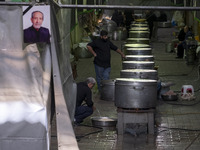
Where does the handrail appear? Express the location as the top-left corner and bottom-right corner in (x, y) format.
(51, 34), (79, 150)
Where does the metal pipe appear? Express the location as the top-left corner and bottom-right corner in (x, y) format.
(0, 2), (33, 5)
(58, 4), (200, 11)
(1, 1), (199, 11)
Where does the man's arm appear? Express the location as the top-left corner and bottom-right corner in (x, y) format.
(87, 45), (97, 57)
(116, 49), (126, 58)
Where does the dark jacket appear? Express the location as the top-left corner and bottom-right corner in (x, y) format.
(76, 82), (93, 107)
(178, 29), (186, 41)
(87, 38), (118, 68)
(24, 26), (50, 43)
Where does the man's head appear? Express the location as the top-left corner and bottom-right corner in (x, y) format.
(31, 11), (44, 29)
(184, 25), (189, 33)
(100, 30), (108, 42)
(86, 77), (96, 89)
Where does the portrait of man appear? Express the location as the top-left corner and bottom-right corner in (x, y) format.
(23, 6), (51, 43)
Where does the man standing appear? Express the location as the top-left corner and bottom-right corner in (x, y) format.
(87, 30), (125, 91)
(74, 77), (96, 125)
(24, 11), (50, 43)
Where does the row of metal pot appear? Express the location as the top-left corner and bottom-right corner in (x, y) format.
(101, 19), (158, 109)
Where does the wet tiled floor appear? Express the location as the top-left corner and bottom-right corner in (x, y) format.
(51, 27), (200, 149)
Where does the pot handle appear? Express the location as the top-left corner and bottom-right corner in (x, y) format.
(133, 86), (144, 90)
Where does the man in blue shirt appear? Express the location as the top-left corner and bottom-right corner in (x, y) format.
(24, 11), (50, 43)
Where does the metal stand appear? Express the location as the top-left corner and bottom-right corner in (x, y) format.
(117, 108), (155, 135)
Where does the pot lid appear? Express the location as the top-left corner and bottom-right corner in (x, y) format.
(124, 44), (150, 48)
(126, 48), (152, 51)
(126, 55), (153, 58)
(129, 31), (150, 33)
(129, 27), (149, 31)
(116, 78), (157, 82)
(132, 23), (148, 26)
(120, 69), (157, 73)
(123, 61), (154, 64)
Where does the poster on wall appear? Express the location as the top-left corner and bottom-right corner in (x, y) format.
(23, 6), (51, 43)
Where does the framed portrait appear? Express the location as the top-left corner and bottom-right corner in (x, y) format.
(23, 6), (51, 43)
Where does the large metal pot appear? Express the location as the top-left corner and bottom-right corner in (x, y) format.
(122, 61), (155, 70)
(129, 31), (150, 38)
(129, 27), (149, 31)
(125, 48), (152, 55)
(120, 69), (158, 80)
(126, 38), (150, 44)
(112, 28), (127, 41)
(125, 55), (154, 61)
(130, 24), (148, 28)
(124, 43), (150, 49)
(115, 78), (157, 108)
(100, 79), (115, 101)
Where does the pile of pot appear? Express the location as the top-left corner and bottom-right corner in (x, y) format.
(115, 18), (158, 109)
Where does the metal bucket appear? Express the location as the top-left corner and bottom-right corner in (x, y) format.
(122, 61), (155, 70)
(125, 55), (154, 61)
(186, 48), (196, 65)
(115, 78), (157, 108)
(126, 38), (150, 44)
(120, 69), (158, 80)
(125, 48), (152, 55)
(100, 79), (115, 101)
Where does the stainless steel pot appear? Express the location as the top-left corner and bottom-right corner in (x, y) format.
(115, 78), (157, 108)
(112, 29), (127, 41)
(91, 117), (117, 127)
(130, 24), (148, 28)
(126, 38), (150, 44)
(122, 61), (155, 70)
(129, 31), (150, 38)
(125, 48), (152, 55)
(125, 55), (154, 61)
(129, 27), (149, 31)
(100, 79), (115, 101)
(124, 43), (150, 48)
(120, 69), (158, 80)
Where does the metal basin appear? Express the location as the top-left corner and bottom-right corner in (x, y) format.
(126, 38), (150, 44)
(122, 61), (155, 70)
(125, 48), (152, 55)
(115, 78), (157, 108)
(91, 117), (117, 127)
(120, 69), (158, 80)
(125, 55), (154, 61)
(129, 31), (150, 38)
